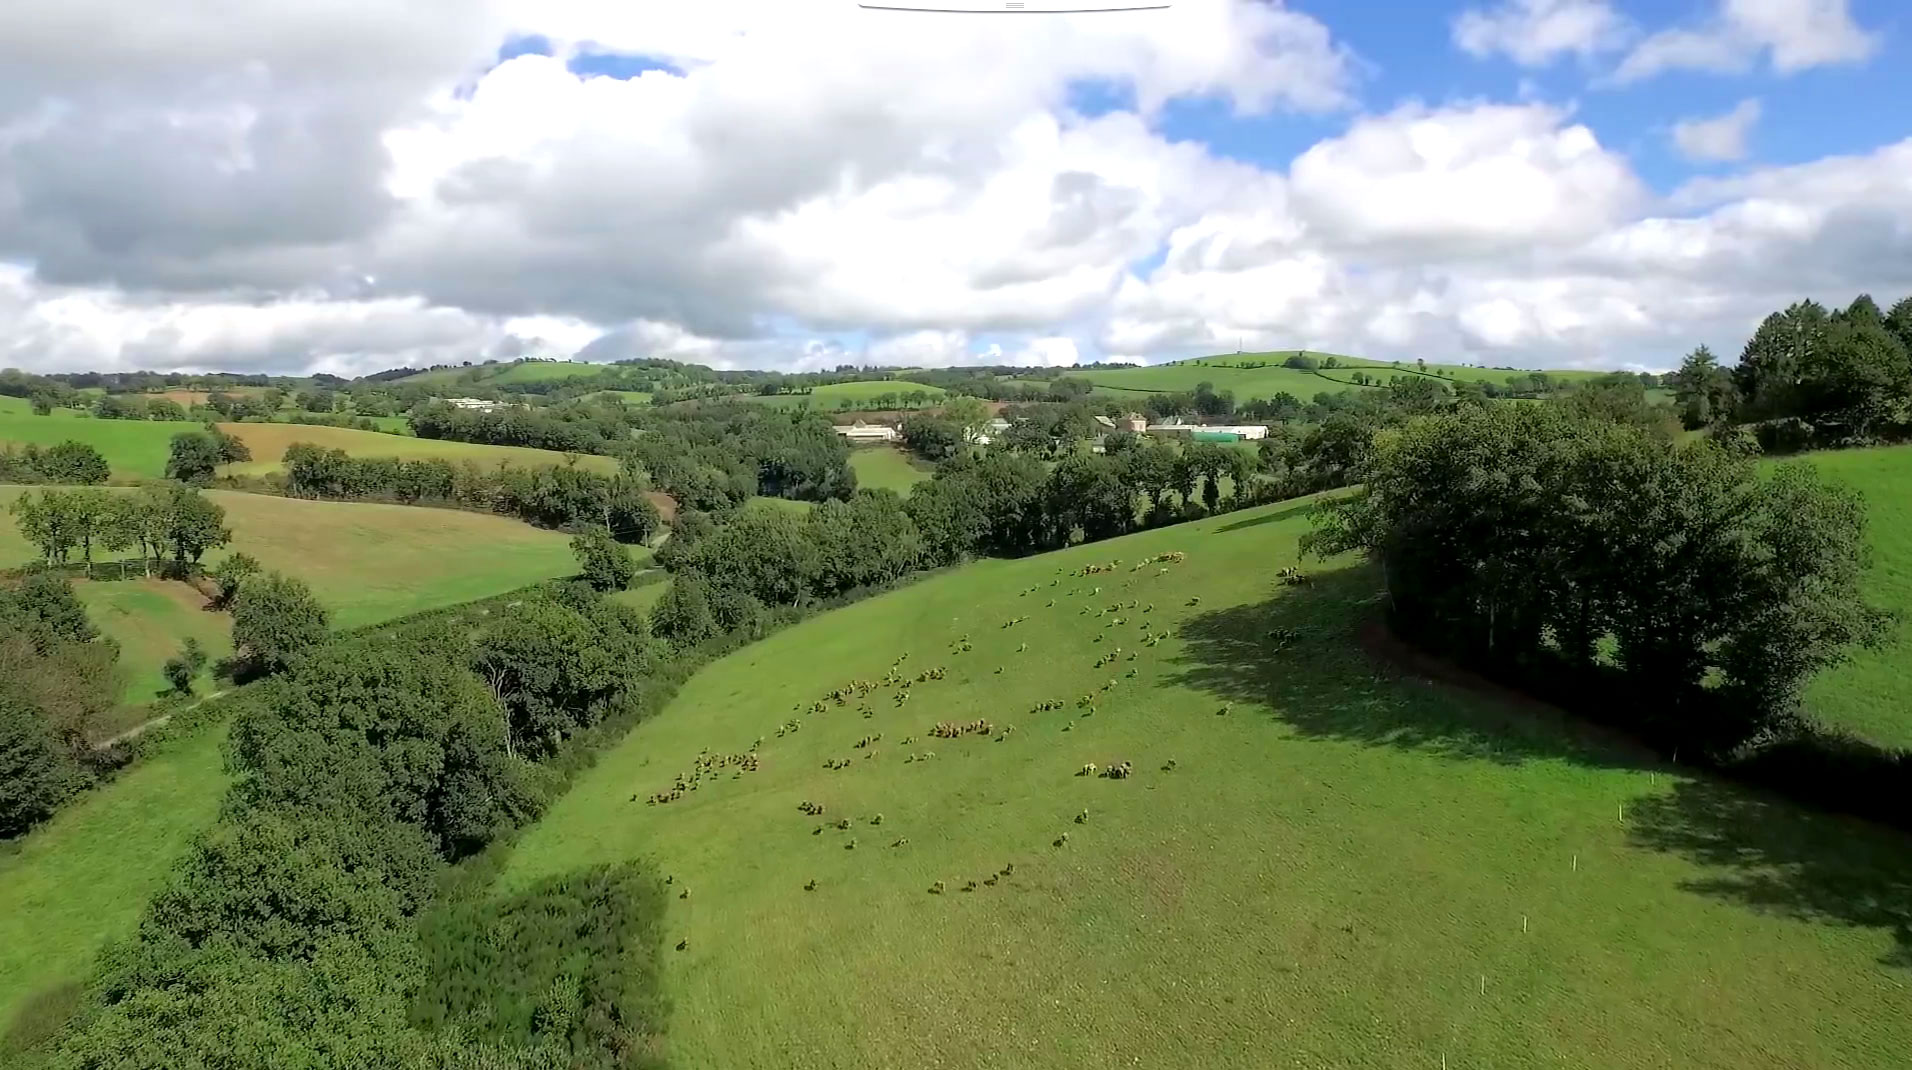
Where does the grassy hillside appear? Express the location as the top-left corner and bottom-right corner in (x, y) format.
(499, 502), (1912, 1070)
(745, 380), (948, 410)
(221, 423), (620, 476)
(848, 448), (931, 495)
(1797, 445), (1912, 747)
(0, 408), (203, 480)
(0, 723), (231, 1039)
(397, 360), (610, 386)
(1049, 353), (1621, 405)
(585, 390), (654, 406)
(0, 407), (606, 481)
(76, 579), (234, 716)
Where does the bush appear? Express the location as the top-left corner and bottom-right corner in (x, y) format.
(230, 572), (330, 678)
(0, 694), (82, 838)
(162, 638), (209, 695)
(572, 527), (636, 592)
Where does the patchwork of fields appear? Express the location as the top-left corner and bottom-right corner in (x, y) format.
(498, 501), (1912, 1070)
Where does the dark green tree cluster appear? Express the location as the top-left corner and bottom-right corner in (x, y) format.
(624, 405), (857, 506)
(1307, 402), (1890, 753)
(164, 425), (251, 485)
(281, 445), (661, 543)
(47, 583), (667, 1066)
(1676, 293), (1912, 446)
(0, 441), (110, 485)
(0, 573), (119, 838)
(410, 399), (626, 453)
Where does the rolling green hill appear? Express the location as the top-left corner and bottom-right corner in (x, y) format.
(396, 360), (611, 387)
(497, 500), (1912, 1069)
(1046, 352), (1624, 405)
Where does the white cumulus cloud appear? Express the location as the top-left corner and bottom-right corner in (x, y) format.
(1614, 0), (1879, 83)
(1671, 98), (1762, 163)
(1452, 0), (1632, 67)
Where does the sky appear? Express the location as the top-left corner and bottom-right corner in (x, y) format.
(0, 0), (1907, 377)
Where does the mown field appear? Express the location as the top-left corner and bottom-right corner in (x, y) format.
(848, 447), (931, 495)
(0, 406), (592, 481)
(220, 423), (620, 477)
(498, 500), (1912, 1070)
(75, 579), (233, 716)
(743, 380), (948, 410)
(1797, 445), (1912, 747)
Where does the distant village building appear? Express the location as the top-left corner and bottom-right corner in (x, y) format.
(445, 397), (505, 412)
(1146, 423), (1270, 442)
(1092, 414), (1117, 431)
(833, 420), (901, 444)
(1122, 412), (1148, 433)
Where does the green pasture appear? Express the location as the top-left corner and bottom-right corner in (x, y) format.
(848, 448), (931, 495)
(221, 422), (620, 476)
(0, 723), (232, 1042)
(1796, 445), (1912, 747)
(0, 409), (203, 480)
(499, 500), (1912, 1069)
(397, 360), (611, 387)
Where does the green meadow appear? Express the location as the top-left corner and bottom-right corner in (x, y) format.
(0, 723), (231, 1040)
(396, 359), (612, 386)
(1796, 444), (1912, 747)
(496, 500), (1912, 1070)
(848, 447), (931, 494)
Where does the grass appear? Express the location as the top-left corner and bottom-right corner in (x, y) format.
(585, 390), (655, 406)
(75, 578), (233, 718)
(0, 408), (607, 481)
(1794, 445), (1912, 747)
(743, 381), (947, 409)
(848, 448), (931, 495)
(743, 496), (816, 516)
(221, 423), (620, 476)
(397, 360), (613, 386)
(0, 409), (204, 480)
(0, 722), (231, 1038)
(0, 488), (598, 629)
(498, 500), (1912, 1070)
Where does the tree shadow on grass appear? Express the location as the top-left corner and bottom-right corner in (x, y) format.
(1626, 777), (1912, 969)
(1164, 561), (1648, 770)
(1212, 500), (1319, 534)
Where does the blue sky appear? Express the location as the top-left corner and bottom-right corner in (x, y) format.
(3, 0), (1909, 375)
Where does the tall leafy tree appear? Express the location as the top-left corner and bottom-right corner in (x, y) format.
(230, 572), (330, 677)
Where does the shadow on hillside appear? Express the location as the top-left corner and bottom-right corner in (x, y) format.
(1626, 778), (1912, 969)
(1165, 563), (1643, 770)
(1214, 500), (1318, 534)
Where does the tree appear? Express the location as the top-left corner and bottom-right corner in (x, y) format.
(571, 527), (636, 592)
(1673, 345), (1737, 429)
(34, 441), (109, 484)
(940, 395), (992, 443)
(651, 570), (719, 645)
(210, 552), (262, 607)
(166, 431), (226, 485)
(230, 572), (330, 678)
(147, 397), (187, 421)
(9, 489), (80, 563)
(29, 393), (53, 416)
(144, 482), (231, 570)
(163, 637), (209, 694)
(0, 693), (81, 838)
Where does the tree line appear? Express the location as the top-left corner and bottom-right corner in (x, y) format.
(1675, 292), (1912, 449)
(274, 445), (663, 544)
(1306, 400), (1906, 829)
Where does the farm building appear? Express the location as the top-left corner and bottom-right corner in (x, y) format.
(1146, 423), (1270, 441)
(445, 397), (505, 412)
(833, 420), (901, 444)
